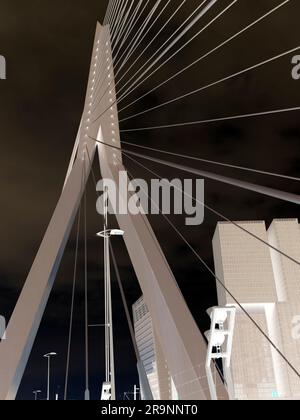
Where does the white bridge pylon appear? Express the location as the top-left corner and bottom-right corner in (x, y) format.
(0, 23), (227, 400)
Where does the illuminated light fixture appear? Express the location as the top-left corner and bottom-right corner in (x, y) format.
(97, 229), (124, 238)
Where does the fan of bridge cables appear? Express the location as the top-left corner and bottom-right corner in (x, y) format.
(85, 0), (300, 391)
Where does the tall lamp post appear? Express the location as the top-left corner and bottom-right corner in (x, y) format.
(43, 352), (57, 400)
(97, 227), (124, 401)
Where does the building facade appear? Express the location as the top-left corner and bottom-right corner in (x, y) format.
(212, 219), (300, 400)
(132, 296), (178, 400)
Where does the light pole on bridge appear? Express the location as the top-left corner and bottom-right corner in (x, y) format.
(43, 352), (57, 401)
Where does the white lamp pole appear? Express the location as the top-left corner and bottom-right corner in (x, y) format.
(97, 187), (124, 401)
(43, 352), (57, 401)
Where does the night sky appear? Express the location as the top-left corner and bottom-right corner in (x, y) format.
(0, 0), (300, 400)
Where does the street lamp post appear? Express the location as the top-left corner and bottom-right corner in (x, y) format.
(33, 390), (42, 401)
(43, 352), (57, 401)
(97, 192), (124, 401)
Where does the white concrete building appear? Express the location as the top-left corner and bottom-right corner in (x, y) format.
(213, 219), (300, 400)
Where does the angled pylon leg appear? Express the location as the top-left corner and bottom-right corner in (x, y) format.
(0, 144), (96, 400)
(0, 21), (228, 400)
(98, 144), (228, 400)
(92, 21), (228, 400)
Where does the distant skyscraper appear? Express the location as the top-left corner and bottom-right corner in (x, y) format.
(132, 296), (178, 400)
(213, 219), (300, 400)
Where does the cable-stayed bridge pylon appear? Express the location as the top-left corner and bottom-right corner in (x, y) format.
(0, 22), (227, 401)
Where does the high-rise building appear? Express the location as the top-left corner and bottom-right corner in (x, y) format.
(212, 219), (300, 400)
(132, 296), (178, 400)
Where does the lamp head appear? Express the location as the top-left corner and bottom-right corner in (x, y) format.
(97, 229), (124, 238)
(43, 352), (57, 358)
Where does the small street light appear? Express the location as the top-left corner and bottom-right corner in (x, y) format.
(96, 229), (124, 238)
(43, 352), (57, 401)
(33, 390), (42, 401)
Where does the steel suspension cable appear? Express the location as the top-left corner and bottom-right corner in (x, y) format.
(92, 0), (154, 111)
(120, 138), (300, 182)
(109, 0), (123, 35)
(103, 0), (113, 25)
(121, 147), (300, 205)
(114, 0), (163, 72)
(120, 106), (300, 132)
(91, 0), (216, 124)
(93, 1), (145, 104)
(109, 0), (122, 33)
(92, 0), (175, 113)
(84, 159), (90, 398)
(115, 0), (211, 98)
(114, 0), (171, 77)
(111, 0), (130, 46)
(111, 0), (133, 49)
(119, 0), (293, 115)
(122, 149), (300, 382)
(84, 147), (140, 361)
(117, 0), (236, 102)
(63, 174), (83, 401)
(115, 0), (186, 89)
(92, 1), (294, 124)
(113, 0), (152, 69)
(105, 0), (117, 26)
(110, 0), (128, 45)
(88, 135), (300, 267)
(112, 0), (144, 55)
